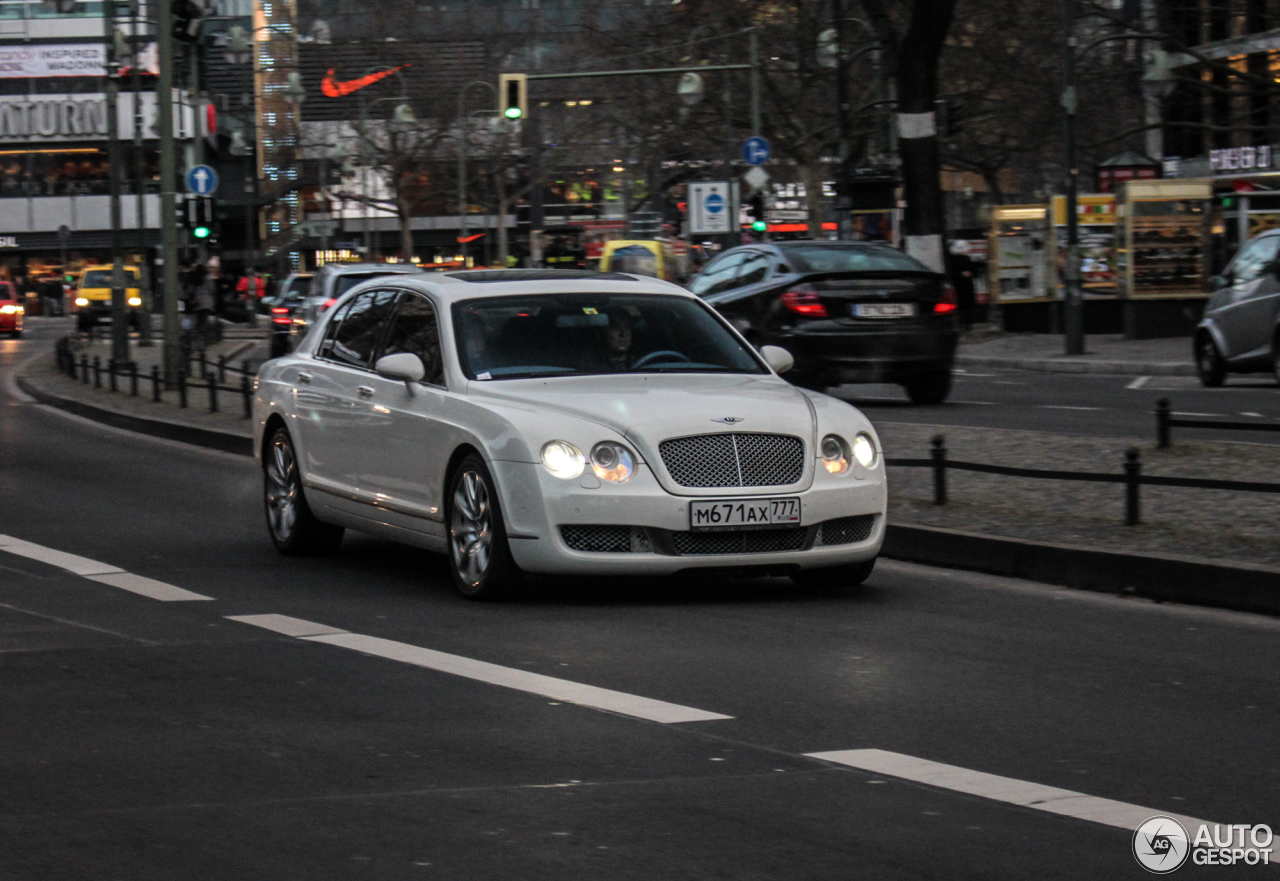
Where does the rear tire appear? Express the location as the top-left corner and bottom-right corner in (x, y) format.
(76, 313), (94, 332)
(446, 454), (521, 601)
(263, 426), (344, 556)
(904, 369), (952, 404)
(1195, 333), (1226, 388)
(791, 557), (876, 590)
(9, 329), (21, 339)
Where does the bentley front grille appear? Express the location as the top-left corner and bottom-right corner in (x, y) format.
(658, 433), (805, 488)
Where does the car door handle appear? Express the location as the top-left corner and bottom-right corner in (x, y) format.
(357, 386), (375, 398)
(296, 372), (312, 384)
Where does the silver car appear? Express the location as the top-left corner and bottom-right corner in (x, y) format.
(292, 262), (428, 345)
(1196, 229), (1280, 386)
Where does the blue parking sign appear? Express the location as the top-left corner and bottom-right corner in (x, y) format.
(742, 136), (771, 166)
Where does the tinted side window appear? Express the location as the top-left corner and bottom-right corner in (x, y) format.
(691, 253), (747, 296)
(316, 298), (354, 360)
(328, 290), (398, 368)
(733, 252), (770, 288)
(381, 293), (445, 386)
(1231, 236), (1280, 284)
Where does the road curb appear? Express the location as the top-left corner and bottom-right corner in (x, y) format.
(17, 374), (254, 457)
(883, 523), (1280, 616)
(956, 354), (1196, 377)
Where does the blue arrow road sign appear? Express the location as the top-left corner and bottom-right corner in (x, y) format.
(742, 136), (771, 166)
(704, 192), (725, 214)
(186, 165), (219, 196)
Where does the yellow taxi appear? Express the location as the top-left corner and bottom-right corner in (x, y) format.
(75, 265), (142, 330)
(599, 239), (682, 283)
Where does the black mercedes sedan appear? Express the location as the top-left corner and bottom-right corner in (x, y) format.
(689, 241), (959, 403)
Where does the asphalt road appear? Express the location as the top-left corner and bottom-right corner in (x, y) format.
(834, 369), (1280, 444)
(2, 322), (1278, 879)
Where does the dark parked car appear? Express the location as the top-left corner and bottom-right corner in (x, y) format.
(1195, 229), (1280, 386)
(689, 241), (959, 403)
(267, 273), (312, 358)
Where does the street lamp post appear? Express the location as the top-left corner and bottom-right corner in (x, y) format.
(1061, 0), (1084, 356)
(456, 81), (498, 268)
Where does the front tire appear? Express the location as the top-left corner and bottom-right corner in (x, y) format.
(263, 426), (344, 555)
(1195, 333), (1226, 387)
(904, 369), (952, 404)
(447, 454), (521, 601)
(791, 557), (876, 590)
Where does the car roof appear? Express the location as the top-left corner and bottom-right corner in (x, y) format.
(358, 268), (690, 305)
(319, 262), (426, 275)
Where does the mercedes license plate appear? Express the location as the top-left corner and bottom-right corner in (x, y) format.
(853, 302), (914, 318)
(689, 498), (801, 531)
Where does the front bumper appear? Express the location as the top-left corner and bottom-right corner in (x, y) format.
(490, 459), (886, 576)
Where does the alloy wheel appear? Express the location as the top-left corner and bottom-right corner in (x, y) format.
(450, 470), (493, 587)
(265, 434), (300, 543)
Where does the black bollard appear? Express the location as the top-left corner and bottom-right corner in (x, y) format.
(129, 362), (138, 396)
(1124, 448), (1142, 526)
(1155, 398), (1171, 449)
(931, 434), (948, 506)
(151, 365), (161, 402)
(207, 374), (218, 413)
(241, 374), (252, 418)
(92, 356), (101, 388)
(178, 370), (187, 408)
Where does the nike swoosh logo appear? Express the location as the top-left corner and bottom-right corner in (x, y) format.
(321, 63), (412, 98)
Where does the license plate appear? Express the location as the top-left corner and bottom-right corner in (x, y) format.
(853, 302), (914, 318)
(689, 498), (802, 531)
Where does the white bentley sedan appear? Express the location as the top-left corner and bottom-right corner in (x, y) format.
(253, 270), (887, 599)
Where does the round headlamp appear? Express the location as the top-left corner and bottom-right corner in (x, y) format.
(540, 440), (585, 480)
(821, 434), (851, 474)
(852, 432), (877, 468)
(590, 441), (634, 482)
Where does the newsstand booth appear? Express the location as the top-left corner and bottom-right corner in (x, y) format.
(987, 204), (1056, 332)
(1115, 179), (1212, 338)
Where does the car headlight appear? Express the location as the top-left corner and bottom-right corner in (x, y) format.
(852, 432), (877, 468)
(821, 435), (851, 474)
(590, 441), (634, 483)
(0, 304), (15, 314)
(74, 297), (89, 306)
(127, 296), (142, 306)
(540, 440), (585, 479)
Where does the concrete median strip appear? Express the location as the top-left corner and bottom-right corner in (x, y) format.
(806, 748), (1214, 832)
(227, 613), (732, 724)
(0, 534), (213, 601)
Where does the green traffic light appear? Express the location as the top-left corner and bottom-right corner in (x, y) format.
(751, 220), (768, 233)
(193, 226), (211, 239)
(504, 106), (522, 119)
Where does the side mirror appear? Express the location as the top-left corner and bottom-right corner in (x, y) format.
(375, 352), (425, 392)
(760, 345), (794, 374)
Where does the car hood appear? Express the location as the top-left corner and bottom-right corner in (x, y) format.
(467, 372), (817, 462)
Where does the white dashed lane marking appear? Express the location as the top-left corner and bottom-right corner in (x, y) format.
(228, 614), (732, 725)
(1126, 376), (1150, 390)
(806, 748), (1215, 832)
(1037, 405), (1104, 411)
(0, 535), (212, 601)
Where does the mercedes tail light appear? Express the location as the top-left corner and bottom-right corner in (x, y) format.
(780, 285), (828, 318)
(934, 284), (958, 315)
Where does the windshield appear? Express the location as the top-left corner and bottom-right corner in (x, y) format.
(283, 276), (312, 299)
(81, 269), (138, 287)
(453, 293), (766, 381)
(784, 245), (929, 274)
(609, 246), (658, 278)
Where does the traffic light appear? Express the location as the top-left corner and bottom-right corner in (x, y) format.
(499, 73), (527, 120)
(749, 193), (767, 233)
(193, 224), (211, 240)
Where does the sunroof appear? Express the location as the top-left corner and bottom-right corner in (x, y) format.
(446, 270), (639, 283)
